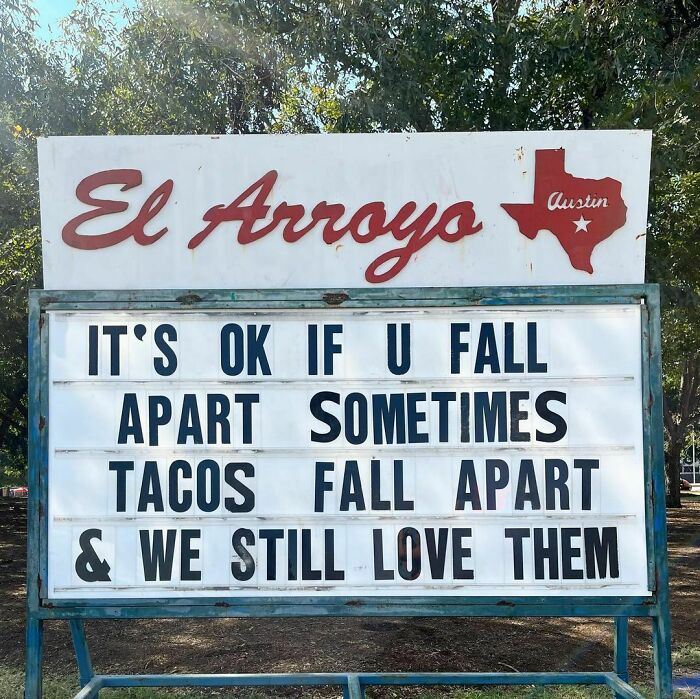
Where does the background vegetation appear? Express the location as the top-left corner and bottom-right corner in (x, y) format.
(0, 0), (698, 504)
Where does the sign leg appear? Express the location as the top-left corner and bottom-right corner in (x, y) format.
(652, 613), (673, 698)
(345, 674), (364, 698)
(614, 617), (629, 698)
(24, 616), (43, 699)
(70, 619), (96, 693)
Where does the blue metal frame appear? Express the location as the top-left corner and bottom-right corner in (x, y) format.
(25, 285), (672, 698)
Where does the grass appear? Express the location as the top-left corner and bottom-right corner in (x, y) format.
(673, 642), (700, 670)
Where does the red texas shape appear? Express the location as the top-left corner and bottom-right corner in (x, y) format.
(501, 149), (627, 273)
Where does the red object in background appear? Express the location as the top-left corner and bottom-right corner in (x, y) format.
(9, 486), (28, 498)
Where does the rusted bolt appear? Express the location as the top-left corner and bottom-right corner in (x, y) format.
(176, 293), (202, 305)
(323, 292), (349, 306)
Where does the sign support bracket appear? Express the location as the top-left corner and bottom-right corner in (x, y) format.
(69, 620), (95, 690)
(614, 616), (629, 696)
(51, 638), (650, 699)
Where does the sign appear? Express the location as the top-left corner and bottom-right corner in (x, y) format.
(37, 131), (651, 290)
(28, 130), (672, 699)
(47, 303), (648, 599)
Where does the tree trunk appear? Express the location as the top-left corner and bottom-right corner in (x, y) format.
(665, 437), (683, 508)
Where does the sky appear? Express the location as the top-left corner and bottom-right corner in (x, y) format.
(33, 0), (134, 41)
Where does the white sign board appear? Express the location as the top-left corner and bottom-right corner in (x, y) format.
(38, 131), (651, 290)
(47, 305), (649, 599)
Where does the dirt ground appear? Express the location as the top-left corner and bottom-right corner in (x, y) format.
(0, 497), (698, 697)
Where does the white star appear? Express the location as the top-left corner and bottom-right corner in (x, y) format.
(573, 215), (591, 232)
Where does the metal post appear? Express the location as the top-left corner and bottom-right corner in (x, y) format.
(652, 614), (673, 699)
(692, 429), (695, 471)
(646, 288), (673, 699)
(70, 620), (96, 692)
(346, 674), (364, 698)
(24, 616), (43, 699)
(25, 295), (43, 699)
(614, 617), (629, 698)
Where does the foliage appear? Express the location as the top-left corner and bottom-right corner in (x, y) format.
(0, 0), (698, 503)
(0, 1), (67, 484)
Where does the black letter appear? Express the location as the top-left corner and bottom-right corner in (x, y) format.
(109, 461), (134, 512)
(88, 325), (98, 375)
(509, 391), (530, 442)
(138, 461), (164, 512)
(373, 529), (394, 580)
(314, 462), (334, 512)
(196, 459), (220, 512)
(431, 391), (456, 443)
(455, 460), (481, 510)
(474, 323), (500, 373)
(474, 392), (507, 442)
(535, 391), (567, 442)
(345, 392), (368, 445)
(301, 528), (322, 580)
(169, 459), (192, 513)
(372, 394), (406, 444)
(485, 459), (509, 510)
(561, 528), (584, 580)
(118, 393), (144, 444)
(505, 528), (530, 580)
(140, 529), (176, 581)
(259, 529), (284, 580)
(452, 528), (474, 579)
(545, 459), (570, 510)
(247, 324), (271, 375)
(177, 394), (203, 445)
(180, 529), (201, 581)
(584, 527), (619, 579)
(324, 529), (345, 580)
(221, 323), (244, 376)
(450, 322), (470, 374)
(235, 393), (259, 444)
(148, 395), (171, 446)
(534, 527), (559, 580)
(527, 322), (547, 373)
(397, 527), (421, 580)
(310, 391), (341, 443)
(154, 324), (177, 376)
(514, 459), (540, 510)
(207, 394), (231, 444)
(574, 459), (599, 511)
(103, 325), (127, 375)
(387, 323), (411, 375)
(224, 462), (255, 513)
(231, 528), (255, 580)
(339, 460), (365, 511)
(504, 322), (524, 373)
(323, 324), (343, 375)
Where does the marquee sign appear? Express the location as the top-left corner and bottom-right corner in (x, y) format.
(48, 304), (648, 599)
(27, 131), (671, 699)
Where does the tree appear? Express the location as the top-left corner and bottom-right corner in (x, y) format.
(0, 0), (74, 484)
(244, 0), (700, 505)
(0, 0), (698, 505)
(653, 173), (700, 506)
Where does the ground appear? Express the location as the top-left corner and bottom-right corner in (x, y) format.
(0, 497), (698, 698)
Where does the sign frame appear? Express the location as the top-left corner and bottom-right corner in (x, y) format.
(25, 284), (671, 699)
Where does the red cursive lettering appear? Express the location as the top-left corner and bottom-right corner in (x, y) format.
(62, 167), (483, 283)
(188, 170), (482, 283)
(62, 169), (173, 250)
